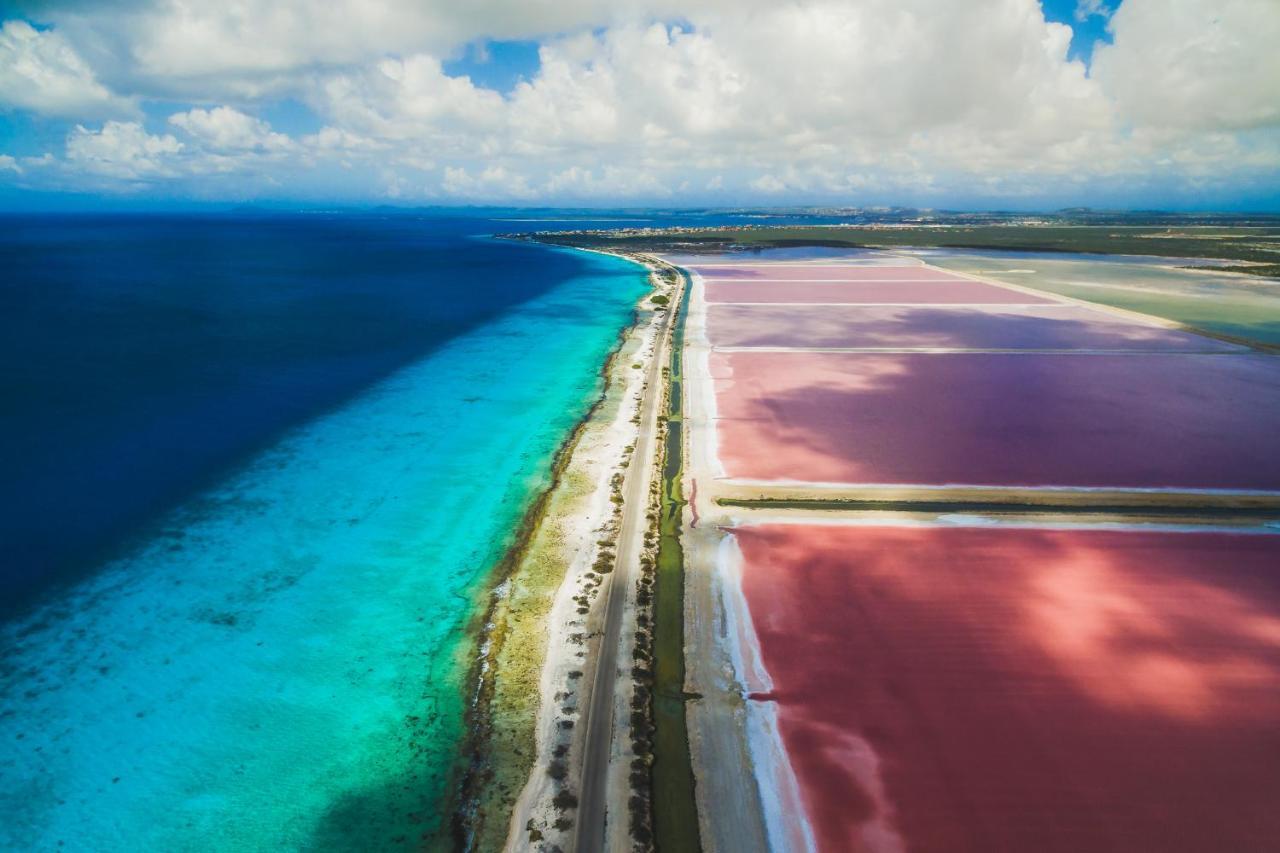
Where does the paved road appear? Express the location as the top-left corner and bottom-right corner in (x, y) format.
(574, 269), (678, 852)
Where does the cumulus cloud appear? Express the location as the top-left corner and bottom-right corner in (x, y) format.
(749, 174), (786, 193)
(66, 121), (182, 179)
(168, 106), (292, 151)
(441, 164), (535, 198)
(503, 5), (1111, 167)
(0, 154), (21, 173)
(77, 0), (698, 80)
(1092, 0), (1280, 132)
(303, 126), (381, 151)
(315, 54), (505, 144)
(506, 24), (744, 151)
(5, 0), (1278, 202)
(542, 165), (673, 198)
(0, 19), (133, 118)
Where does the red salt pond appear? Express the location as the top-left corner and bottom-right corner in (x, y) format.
(692, 265), (960, 281)
(712, 351), (1280, 490)
(703, 280), (1050, 305)
(706, 303), (1242, 351)
(734, 524), (1280, 853)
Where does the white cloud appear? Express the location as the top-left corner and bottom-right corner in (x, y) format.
(506, 24), (744, 151)
(749, 174), (786, 193)
(314, 53), (505, 146)
(440, 164), (535, 198)
(1092, 0), (1280, 132)
(1074, 0), (1113, 22)
(22, 153), (56, 169)
(168, 106), (292, 150)
(66, 121), (182, 179)
(81, 0), (697, 80)
(489, 4), (1117, 187)
(0, 19), (133, 118)
(542, 165), (672, 198)
(302, 126), (383, 152)
(0, 154), (21, 174)
(10, 0), (1280, 203)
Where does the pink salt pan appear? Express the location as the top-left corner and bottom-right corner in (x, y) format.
(712, 351), (1280, 489)
(703, 280), (1051, 305)
(736, 524), (1280, 853)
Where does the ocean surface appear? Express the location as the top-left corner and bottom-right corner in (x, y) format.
(0, 213), (653, 849)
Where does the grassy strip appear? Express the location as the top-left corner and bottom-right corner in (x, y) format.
(1207, 263), (1280, 277)
(717, 497), (1280, 520)
(651, 268), (701, 853)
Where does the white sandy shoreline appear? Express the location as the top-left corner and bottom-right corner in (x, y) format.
(491, 250), (675, 853)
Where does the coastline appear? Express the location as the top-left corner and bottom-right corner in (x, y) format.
(456, 248), (675, 851)
(0, 236), (654, 852)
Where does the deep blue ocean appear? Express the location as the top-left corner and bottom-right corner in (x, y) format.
(0, 211), (665, 850)
(2, 215), (607, 606)
(0, 209), (841, 607)
(0, 209), (859, 849)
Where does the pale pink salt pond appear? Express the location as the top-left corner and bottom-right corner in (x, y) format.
(691, 264), (960, 281)
(706, 303), (1243, 350)
(711, 351), (1280, 489)
(702, 279), (1051, 305)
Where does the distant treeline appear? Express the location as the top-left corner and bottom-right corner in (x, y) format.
(513, 221), (1280, 275)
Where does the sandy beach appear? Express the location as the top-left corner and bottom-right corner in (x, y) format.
(460, 251), (680, 852)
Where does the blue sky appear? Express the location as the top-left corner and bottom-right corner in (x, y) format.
(1041, 0), (1115, 62)
(1, 0), (1278, 210)
(442, 40), (543, 96)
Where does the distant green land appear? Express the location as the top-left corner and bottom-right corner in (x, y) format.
(526, 222), (1280, 272)
(518, 217), (1280, 348)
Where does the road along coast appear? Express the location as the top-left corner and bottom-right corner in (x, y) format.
(459, 248), (686, 853)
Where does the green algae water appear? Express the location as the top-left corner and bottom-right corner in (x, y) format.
(912, 247), (1280, 347)
(0, 215), (648, 850)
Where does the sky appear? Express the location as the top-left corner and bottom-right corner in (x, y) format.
(1, 0), (1278, 210)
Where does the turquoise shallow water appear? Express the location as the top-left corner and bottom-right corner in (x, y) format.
(0, 246), (647, 850)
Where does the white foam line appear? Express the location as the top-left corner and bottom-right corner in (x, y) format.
(709, 303), (1081, 310)
(720, 478), (1280, 496)
(711, 346), (1245, 355)
(684, 262), (925, 268)
(727, 515), (1280, 535)
(703, 278), (965, 283)
(716, 534), (818, 853)
(686, 270), (727, 481)
(716, 535), (771, 695)
(707, 301), (1064, 307)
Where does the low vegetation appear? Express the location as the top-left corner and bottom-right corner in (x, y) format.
(649, 270), (701, 853)
(515, 215), (1280, 278)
